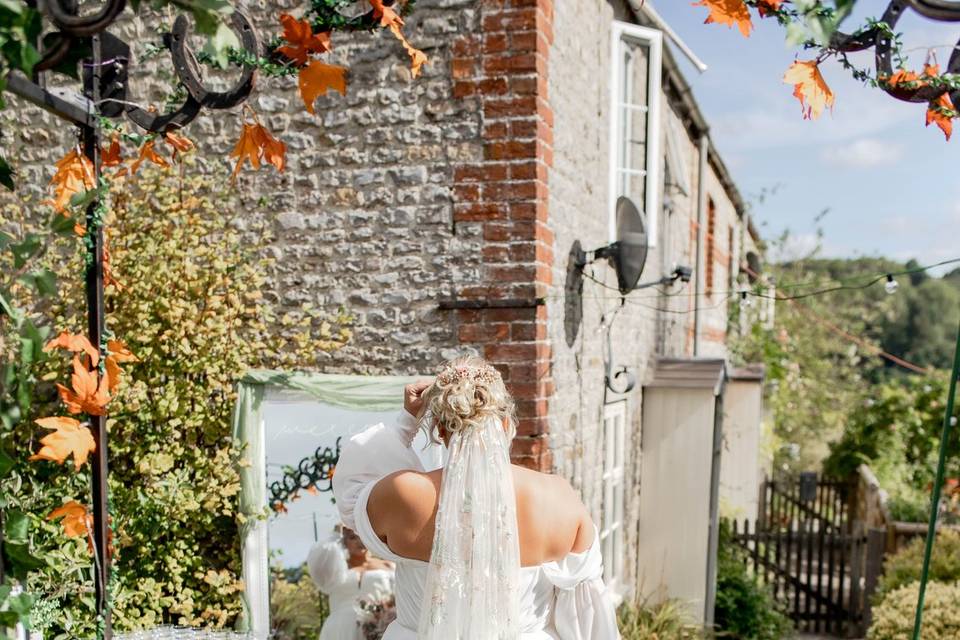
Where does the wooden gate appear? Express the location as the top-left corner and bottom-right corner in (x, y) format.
(725, 475), (886, 637)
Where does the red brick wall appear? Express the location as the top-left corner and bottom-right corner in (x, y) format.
(451, 0), (555, 471)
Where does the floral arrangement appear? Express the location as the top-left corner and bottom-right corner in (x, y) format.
(354, 590), (398, 640)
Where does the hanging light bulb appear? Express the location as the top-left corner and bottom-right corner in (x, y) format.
(740, 290), (753, 307)
(885, 274), (899, 294)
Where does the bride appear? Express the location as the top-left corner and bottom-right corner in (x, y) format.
(333, 355), (620, 639)
(306, 525), (395, 640)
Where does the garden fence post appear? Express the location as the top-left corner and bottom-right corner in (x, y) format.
(81, 34), (112, 639)
(862, 527), (886, 634)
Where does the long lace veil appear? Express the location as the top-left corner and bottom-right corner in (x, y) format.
(416, 414), (521, 639)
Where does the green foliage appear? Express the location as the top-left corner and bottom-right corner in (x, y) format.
(714, 523), (792, 640)
(269, 567), (330, 640)
(876, 529), (960, 599)
(821, 372), (960, 521)
(616, 598), (704, 639)
(0, 165), (350, 636)
(868, 581), (960, 640)
(731, 254), (960, 474)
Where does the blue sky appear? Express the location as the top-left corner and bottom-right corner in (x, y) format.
(652, 2), (959, 270)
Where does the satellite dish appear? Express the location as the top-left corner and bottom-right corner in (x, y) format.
(593, 196), (649, 295)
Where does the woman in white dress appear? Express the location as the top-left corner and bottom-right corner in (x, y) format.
(333, 355), (620, 639)
(306, 525), (396, 640)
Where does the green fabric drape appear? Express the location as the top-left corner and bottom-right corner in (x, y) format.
(231, 370), (422, 633)
(240, 369), (423, 411)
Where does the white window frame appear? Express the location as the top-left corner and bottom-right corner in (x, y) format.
(600, 400), (627, 597)
(608, 21), (663, 246)
(665, 114), (691, 196)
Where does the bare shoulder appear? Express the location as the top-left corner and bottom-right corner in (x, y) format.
(512, 466), (594, 557)
(514, 466), (586, 509)
(369, 470), (440, 515)
(366, 470), (441, 545)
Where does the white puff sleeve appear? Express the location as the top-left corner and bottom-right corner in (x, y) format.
(305, 534), (348, 594)
(543, 527), (621, 640)
(332, 410), (425, 531)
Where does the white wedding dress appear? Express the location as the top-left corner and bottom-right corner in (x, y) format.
(332, 410), (620, 639)
(306, 535), (396, 640)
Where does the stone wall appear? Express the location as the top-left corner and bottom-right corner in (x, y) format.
(3, 0), (488, 376)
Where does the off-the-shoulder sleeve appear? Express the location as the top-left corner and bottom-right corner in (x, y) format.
(332, 410), (425, 531)
(305, 534), (348, 594)
(543, 527), (621, 640)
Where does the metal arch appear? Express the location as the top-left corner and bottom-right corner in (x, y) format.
(44, 0), (127, 37)
(873, 0), (947, 103)
(170, 10), (259, 111)
(268, 439), (341, 509)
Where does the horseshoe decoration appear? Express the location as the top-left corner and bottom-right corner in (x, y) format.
(906, 0), (960, 21)
(44, 0), (127, 38)
(830, 0), (959, 105)
(170, 10), (260, 111)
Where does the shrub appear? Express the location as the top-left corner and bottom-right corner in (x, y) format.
(616, 598), (703, 639)
(868, 581), (960, 640)
(2, 165), (350, 637)
(269, 566), (330, 640)
(714, 523), (792, 640)
(877, 529), (960, 599)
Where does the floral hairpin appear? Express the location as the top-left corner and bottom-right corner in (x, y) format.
(436, 364), (501, 385)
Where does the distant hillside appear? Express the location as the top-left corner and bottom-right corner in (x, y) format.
(771, 257), (960, 374)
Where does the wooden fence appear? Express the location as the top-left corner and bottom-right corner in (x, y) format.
(758, 473), (852, 534)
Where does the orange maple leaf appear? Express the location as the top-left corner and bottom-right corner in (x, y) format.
(56, 356), (111, 416)
(101, 135), (123, 167)
(107, 339), (138, 363)
(104, 339), (138, 392)
(164, 131), (194, 160)
(28, 416), (96, 471)
(105, 356), (122, 392)
(277, 13), (332, 66)
(44, 149), (95, 214)
(229, 122), (287, 178)
(298, 60), (348, 114)
(272, 501), (288, 514)
(756, 0), (782, 16)
(44, 331), (100, 366)
(128, 139), (170, 175)
(926, 92), (956, 141)
(388, 24), (428, 78)
(369, 0), (427, 77)
(693, 0), (752, 38)
(370, 0), (404, 29)
(886, 68), (921, 88)
(47, 501), (92, 539)
(924, 62), (940, 77)
(783, 60), (835, 120)
(305, 485), (320, 496)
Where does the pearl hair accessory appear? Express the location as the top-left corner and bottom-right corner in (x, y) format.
(436, 363), (501, 385)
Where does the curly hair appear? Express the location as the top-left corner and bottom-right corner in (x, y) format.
(417, 355), (517, 443)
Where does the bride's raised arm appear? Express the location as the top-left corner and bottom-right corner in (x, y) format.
(332, 405), (426, 531)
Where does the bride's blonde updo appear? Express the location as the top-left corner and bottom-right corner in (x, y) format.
(419, 355), (517, 443)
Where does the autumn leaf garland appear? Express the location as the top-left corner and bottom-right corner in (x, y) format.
(31, 332), (138, 543)
(694, 0), (959, 135)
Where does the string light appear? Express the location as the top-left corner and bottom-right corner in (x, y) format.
(885, 274), (899, 295)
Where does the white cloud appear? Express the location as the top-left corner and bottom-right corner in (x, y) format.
(821, 138), (903, 168)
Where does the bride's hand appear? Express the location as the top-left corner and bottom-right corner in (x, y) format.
(404, 380), (431, 416)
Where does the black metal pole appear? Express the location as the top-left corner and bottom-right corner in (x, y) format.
(81, 33), (112, 640)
